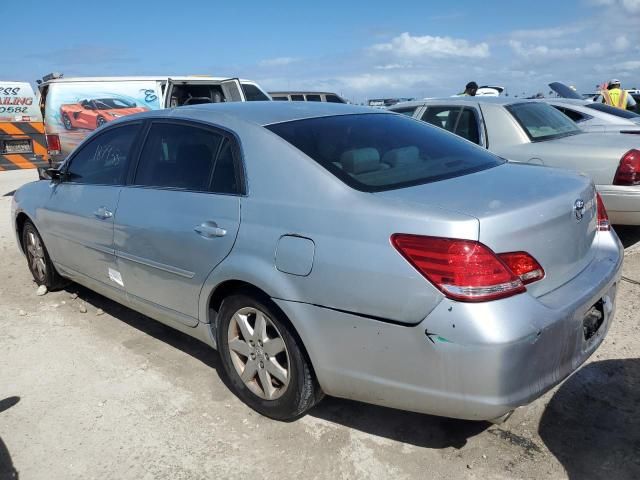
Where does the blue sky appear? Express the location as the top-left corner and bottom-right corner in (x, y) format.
(9, 0), (640, 102)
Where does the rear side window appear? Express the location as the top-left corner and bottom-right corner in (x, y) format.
(291, 95), (305, 101)
(507, 102), (581, 141)
(305, 94), (322, 102)
(553, 106), (589, 123)
(266, 113), (503, 192)
(241, 83), (270, 101)
(134, 123), (224, 192)
(392, 107), (418, 116)
(422, 106), (461, 132)
(66, 124), (140, 185)
(454, 108), (481, 144)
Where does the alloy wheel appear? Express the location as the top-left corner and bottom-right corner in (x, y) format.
(227, 307), (290, 400)
(26, 231), (46, 282)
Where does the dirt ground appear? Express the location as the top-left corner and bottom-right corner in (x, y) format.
(0, 169), (638, 480)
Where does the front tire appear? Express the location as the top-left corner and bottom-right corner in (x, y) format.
(22, 221), (66, 290)
(217, 293), (322, 420)
(96, 116), (106, 128)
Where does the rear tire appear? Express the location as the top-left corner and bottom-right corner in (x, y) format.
(216, 292), (322, 420)
(22, 221), (67, 290)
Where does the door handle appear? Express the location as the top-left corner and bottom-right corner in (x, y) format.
(194, 221), (227, 238)
(93, 206), (113, 220)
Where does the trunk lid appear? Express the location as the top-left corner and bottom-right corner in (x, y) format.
(376, 163), (597, 297)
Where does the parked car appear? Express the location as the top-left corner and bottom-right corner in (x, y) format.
(390, 97), (640, 225)
(13, 103), (621, 422)
(269, 91), (346, 103)
(538, 98), (640, 133)
(37, 73), (270, 163)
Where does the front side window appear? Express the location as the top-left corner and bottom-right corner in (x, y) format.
(134, 123), (223, 192)
(507, 102), (581, 141)
(241, 83), (270, 101)
(325, 95), (344, 103)
(266, 113), (503, 192)
(66, 124), (140, 185)
(272, 96), (288, 101)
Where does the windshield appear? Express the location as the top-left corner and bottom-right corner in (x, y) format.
(266, 113), (503, 192)
(94, 98), (136, 109)
(507, 102), (581, 141)
(586, 102), (640, 119)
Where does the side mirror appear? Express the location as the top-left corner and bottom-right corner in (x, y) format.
(39, 167), (65, 182)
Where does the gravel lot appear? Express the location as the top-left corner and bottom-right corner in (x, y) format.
(1, 169), (638, 480)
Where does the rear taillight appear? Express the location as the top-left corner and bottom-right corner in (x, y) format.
(45, 134), (61, 155)
(391, 234), (545, 302)
(613, 149), (640, 185)
(596, 192), (610, 231)
(498, 252), (545, 284)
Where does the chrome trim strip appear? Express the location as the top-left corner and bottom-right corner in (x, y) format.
(47, 231), (114, 256)
(116, 250), (195, 279)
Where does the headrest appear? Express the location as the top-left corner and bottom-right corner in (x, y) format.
(382, 146), (419, 166)
(340, 148), (380, 174)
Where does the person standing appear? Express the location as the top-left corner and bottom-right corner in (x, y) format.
(461, 81), (478, 96)
(601, 79), (637, 110)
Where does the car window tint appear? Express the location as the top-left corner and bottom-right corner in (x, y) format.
(392, 107), (418, 116)
(66, 124), (140, 185)
(267, 113), (503, 192)
(135, 123), (223, 192)
(507, 102), (581, 141)
(241, 83), (270, 101)
(305, 94), (322, 102)
(454, 108), (481, 144)
(325, 95), (344, 103)
(272, 96), (288, 101)
(422, 106), (461, 132)
(211, 139), (240, 194)
(291, 95), (305, 101)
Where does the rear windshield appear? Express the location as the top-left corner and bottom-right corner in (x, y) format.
(507, 102), (581, 141)
(586, 102), (640, 119)
(266, 113), (503, 192)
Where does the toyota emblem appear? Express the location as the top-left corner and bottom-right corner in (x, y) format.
(574, 199), (585, 221)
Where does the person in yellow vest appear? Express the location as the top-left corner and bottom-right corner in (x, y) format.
(601, 79), (637, 110)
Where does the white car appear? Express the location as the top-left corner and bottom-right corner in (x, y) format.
(539, 98), (640, 134)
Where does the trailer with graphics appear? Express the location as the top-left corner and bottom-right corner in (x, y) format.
(0, 81), (48, 171)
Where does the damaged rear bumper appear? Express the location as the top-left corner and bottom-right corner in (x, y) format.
(274, 231), (623, 421)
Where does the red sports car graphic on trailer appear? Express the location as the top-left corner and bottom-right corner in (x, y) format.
(60, 98), (149, 130)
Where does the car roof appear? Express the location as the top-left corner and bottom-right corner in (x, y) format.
(164, 101), (384, 126)
(392, 96), (526, 109)
(40, 76), (258, 84)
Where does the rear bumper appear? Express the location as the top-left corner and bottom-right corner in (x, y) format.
(597, 184), (640, 225)
(275, 231), (623, 420)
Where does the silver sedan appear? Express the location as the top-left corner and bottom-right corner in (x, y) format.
(391, 97), (640, 225)
(12, 102), (622, 422)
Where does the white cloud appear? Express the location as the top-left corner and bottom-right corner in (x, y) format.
(509, 40), (603, 59)
(510, 25), (585, 40)
(613, 35), (630, 50)
(587, 0), (640, 12)
(258, 57), (298, 67)
(371, 32), (490, 59)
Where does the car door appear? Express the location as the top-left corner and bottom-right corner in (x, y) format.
(114, 120), (242, 325)
(39, 122), (142, 288)
(421, 105), (484, 145)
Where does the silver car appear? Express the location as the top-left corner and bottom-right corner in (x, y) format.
(12, 103), (622, 422)
(391, 97), (640, 225)
(538, 98), (640, 134)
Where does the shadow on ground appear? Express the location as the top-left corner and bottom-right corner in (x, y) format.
(614, 225), (640, 249)
(311, 396), (489, 449)
(539, 359), (640, 480)
(67, 284), (489, 449)
(0, 396), (20, 480)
